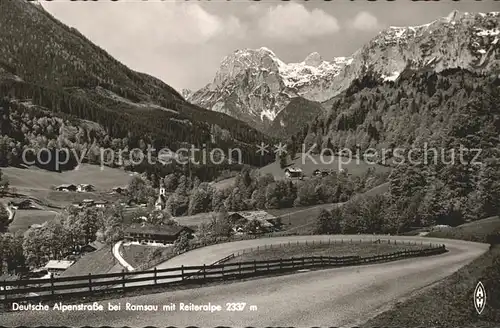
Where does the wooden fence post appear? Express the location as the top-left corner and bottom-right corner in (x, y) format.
(88, 273), (92, 292)
(254, 260), (257, 273)
(203, 264), (206, 280)
(50, 273), (55, 295)
(279, 258), (283, 271)
(2, 279), (6, 302)
(181, 265), (184, 280)
(154, 267), (157, 285)
(122, 269), (126, 289)
(221, 263), (224, 279)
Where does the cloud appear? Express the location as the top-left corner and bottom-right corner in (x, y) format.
(256, 3), (340, 44)
(349, 11), (382, 31)
(40, 1), (246, 91)
(42, 1), (244, 46)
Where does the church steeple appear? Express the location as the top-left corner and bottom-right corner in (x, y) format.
(155, 177), (167, 210)
(159, 178), (166, 197)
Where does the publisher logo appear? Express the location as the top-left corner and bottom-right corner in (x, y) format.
(474, 281), (486, 315)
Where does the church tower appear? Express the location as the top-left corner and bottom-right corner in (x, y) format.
(155, 177), (167, 210)
(159, 178), (166, 197)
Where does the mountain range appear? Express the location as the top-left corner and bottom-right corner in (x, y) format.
(187, 10), (500, 137)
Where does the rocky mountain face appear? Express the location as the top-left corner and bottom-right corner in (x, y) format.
(189, 10), (500, 137)
(181, 89), (193, 100)
(188, 47), (352, 132)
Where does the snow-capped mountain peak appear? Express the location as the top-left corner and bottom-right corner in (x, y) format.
(190, 47), (352, 129)
(190, 10), (500, 134)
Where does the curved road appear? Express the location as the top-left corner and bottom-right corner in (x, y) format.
(0, 235), (489, 327)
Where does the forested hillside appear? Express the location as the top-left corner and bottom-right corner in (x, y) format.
(267, 97), (325, 138)
(0, 0), (275, 179)
(307, 69), (500, 232)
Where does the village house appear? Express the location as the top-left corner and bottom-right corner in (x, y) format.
(124, 224), (193, 245)
(9, 199), (33, 210)
(81, 199), (95, 207)
(228, 210), (276, 232)
(111, 186), (127, 194)
(284, 167), (303, 179)
(313, 169), (332, 177)
(79, 240), (106, 254)
(77, 184), (95, 192)
(43, 260), (74, 276)
(71, 201), (83, 209)
(94, 200), (108, 208)
(55, 184), (77, 192)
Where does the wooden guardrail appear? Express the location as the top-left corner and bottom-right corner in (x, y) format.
(0, 244), (446, 308)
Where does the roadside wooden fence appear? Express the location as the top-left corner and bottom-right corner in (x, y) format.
(0, 244), (446, 308)
(134, 234), (426, 272)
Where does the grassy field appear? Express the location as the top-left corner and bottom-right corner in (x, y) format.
(1, 164), (130, 232)
(362, 216), (500, 327)
(8, 209), (59, 234)
(60, 246), (124, 277)
(3, 164), (132, 191)
(267, 183), (390, 234)
(174, 212), (214, 228)
(270, 203), (340, 234)
(225, 239), (427, 264)
(120, 244), (175, 269)
(259, 153), (391, 179)
(212, 153), (392, 190)
(427, 216), (500, 242)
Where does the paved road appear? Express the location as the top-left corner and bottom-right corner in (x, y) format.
(0, 235), (489, 327)
(112, 240), (134, 271)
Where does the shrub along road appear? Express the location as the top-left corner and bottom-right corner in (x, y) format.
(0, 235), (489, 327)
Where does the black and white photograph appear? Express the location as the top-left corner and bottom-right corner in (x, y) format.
(0, 0), (499, 326)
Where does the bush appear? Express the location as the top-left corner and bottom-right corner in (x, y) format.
(486, 233), (500, 246)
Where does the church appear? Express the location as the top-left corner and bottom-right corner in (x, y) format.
(155, 179), (167, 210)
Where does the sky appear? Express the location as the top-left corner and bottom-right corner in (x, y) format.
(41, 0), (499, 93)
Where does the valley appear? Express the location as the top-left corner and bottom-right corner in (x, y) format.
(0, 2), (499, 327)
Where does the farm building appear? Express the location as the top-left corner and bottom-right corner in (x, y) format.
(0, 274), (18, 292)
(228, 211), (276, 229)
(111, 186), (127, 194)
(9, 199), (33, 209)
(124, 224), (194, 245)
(81, 199), (95, 207)
(55, 184), (77, 192)
(94, 200), (108, 208)
(44, 260), (74, 276)
(284, 167), (303, 179)
(77, 184), (95, 192)
(313, 169), (332, 177)
(79, 240), (106, 253)
(71, 201), (83, 209)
